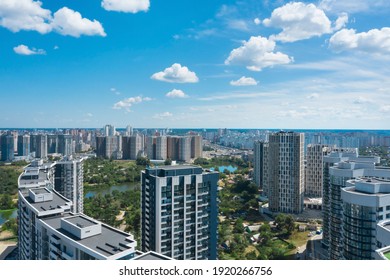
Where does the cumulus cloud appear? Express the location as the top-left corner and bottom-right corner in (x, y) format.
(51, 7), (106, 37)
(230, 76), (258, 86)
(101, 0), (150, 13)
(353, 97), (374, 104)
(166, 89), (189, 98)
(13, 44), (46, 55)
(112, 96), (151, 111)
(151, 63), (199, 83)
(0, 1), (106, 37)
(263, 2), (344, 42)
(153, 112), (173, 119)
(329, 28), (390, 55)
(0, 0), (52, 33)
(254, 18), (261, 25)
(225, 36), (292, 71)
(380, 105), (390, 112)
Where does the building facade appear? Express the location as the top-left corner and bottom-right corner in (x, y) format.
(141, 165), (219, 260)
(18, 160), (137, 260)
(268, 131), (304, 213)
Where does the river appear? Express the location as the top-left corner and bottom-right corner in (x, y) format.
(0, 209), (17, 226)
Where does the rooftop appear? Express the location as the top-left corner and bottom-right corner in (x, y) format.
(65, 215), (98, 228)
(42, 214), (135, 258)
(20, 188), (71, 215)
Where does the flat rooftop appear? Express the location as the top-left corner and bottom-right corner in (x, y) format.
(20, 188), (71, 214)
(157, 165), (200, 170)
(19, 167), (49, 186)
(65, 215), (98, 228)
(31, 188), (51, 195)
(42, 214), (135, 258)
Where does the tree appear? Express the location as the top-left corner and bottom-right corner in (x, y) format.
(164, 158), (172, 165)
(0, 194), (13, 210)
(136, 157), (150, 166)
(233, 218), (245, 234)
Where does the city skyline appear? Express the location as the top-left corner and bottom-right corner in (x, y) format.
(1, 0), (390, 129)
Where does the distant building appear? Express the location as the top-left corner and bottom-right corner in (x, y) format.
(305, 144), (331, 198)
(190, 135), (203, 159)
(47, 135), (58, 154)
(1, 133), (14, 161)
(17, 134), (30, 157)
(253, 141), (269, 195)
(36, 134), (48, 159)
(268, 131), (304, 214)
(146, 136), (167, 160)
(58, 134), (73, 156)
(95, 136), (121, 159)
(141, 165), (219, 260)
(122, 134), (144, 160)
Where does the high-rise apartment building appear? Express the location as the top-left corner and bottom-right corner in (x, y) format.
(17, 134), (30, 157)
(341, 174), (390, 259)
(190, 135), (202, 159)
(122, 134), (144, 160)
(47, 135), (58, 154)
(54, 156), (85, 213)
(305, 144), (331, 198)
(58, 134), (73, 156)
(178, 137), (191, 162)
(268, 131), (304, 214)
(18, 160), (137, 260)
(253, 141), (269, 195)
(146, 136), (167, 160)
(1, 133), (14, 161)
(141, 165), (219, 260)
(95, 136), (121, 159)
(36, 134), (47, 159)
(324, 156), (380, 260)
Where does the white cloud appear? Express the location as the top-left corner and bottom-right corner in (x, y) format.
(227, 19), (249, 31)
(254, 18), (261, 25)
(319, 0), (390, 14)
(151, 63), (199, 83)
(263, 2), (333, 42)
(51, 7), (106, 37)
(166, 89), (189, 98)
(329, 28), (390, 55)
(101, 0), (150, 13)
(153, 112), (173, 119)
(0, 0), (52, 33)
(13, 44), (45, 55)
(112, 96), (150, 111)
(225, 36), (292, 71)
(333, 12), (348, 31)
(0, 1), (106, 37)
(230, 76), (258, 86)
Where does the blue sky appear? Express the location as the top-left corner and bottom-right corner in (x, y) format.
(0, 0), (389, 129)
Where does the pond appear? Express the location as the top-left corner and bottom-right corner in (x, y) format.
(0, 209), (17, 226)
(84, 182), (140, 198)
(210, 165), (238, 173)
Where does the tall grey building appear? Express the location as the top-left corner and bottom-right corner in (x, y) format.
(1, 133), (14, 161)
(18, 134), (30, 157)
(253, 141), (269, 195)
(36, 134), (47, 159)
(305, 144), (331, 198)
(122, 134), (144, 160)
(141, 165), (219, 260)
(268, 131), (304, 214)
(47, 134), (58, 154)
(58, 134), (73, 156)
(146, 136), (167, 160)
